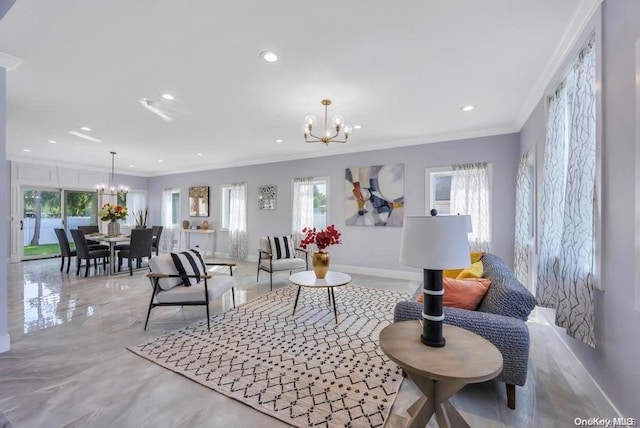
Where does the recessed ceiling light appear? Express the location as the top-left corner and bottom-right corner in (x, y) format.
(260, 51), (278, 63)
(195, 152), (204, 156)
(129, 164), (135, 168)
(80, 126), (92, 131)
(47, 140), (57, 144)
(461, 105), (475, 112)
(275, 139), (283, 143)
(158, 159), (164, 163)
(22, 148), (31, 152)
(161, 93), (174, 100)
(353, 125), (362, 130)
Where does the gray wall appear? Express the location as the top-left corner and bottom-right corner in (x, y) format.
(148, 133), (520, 273)
(519, 0), (640, 415)
(1, 67), (8, 351)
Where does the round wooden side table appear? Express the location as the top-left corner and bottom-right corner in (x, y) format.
(379, 320), (503, 428)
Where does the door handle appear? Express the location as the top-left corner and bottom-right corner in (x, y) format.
(20, 220), (23, 231)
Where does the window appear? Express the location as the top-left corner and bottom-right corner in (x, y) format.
(426, 164), (493, 252)
(162, 188), (180, 227)
(292, 177), (329, 242)
(124, 190), (147, 227)
(312, 178), (328, 229)
(220, 185), (232, 230)
(426, 168), (452, 215)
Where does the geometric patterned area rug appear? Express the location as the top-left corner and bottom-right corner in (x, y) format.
(128, 284), (409, 427)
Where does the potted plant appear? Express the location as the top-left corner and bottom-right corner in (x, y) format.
(134, 209), (148, 228)
(300, 224), (342, 278)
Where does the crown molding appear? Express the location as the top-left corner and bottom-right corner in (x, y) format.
(0, 51), (23, 71)
(515, 0), (603, 130)
(6, 156), (149, 178)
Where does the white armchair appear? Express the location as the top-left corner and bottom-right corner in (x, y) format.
(145, 250), (237, 330)
(256, 236), (308, 290)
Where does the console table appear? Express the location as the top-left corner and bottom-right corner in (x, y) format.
(379, 321), (503, 428)
(177, 229), (215, 257)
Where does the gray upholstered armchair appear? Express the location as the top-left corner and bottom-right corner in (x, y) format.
(394, 253), (536, 410)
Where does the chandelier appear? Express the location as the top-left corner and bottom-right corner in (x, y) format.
(94, 151), (130, 197)
(303, 99), (352, 145)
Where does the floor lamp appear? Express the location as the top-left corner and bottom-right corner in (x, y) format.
(400, 214), (471, 347)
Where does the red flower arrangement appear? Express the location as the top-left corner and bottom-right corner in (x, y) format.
(300, 225), (342, 252)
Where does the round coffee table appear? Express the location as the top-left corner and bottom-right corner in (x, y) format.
(288, 271), (351, 323)
(379, 320), (503, 428)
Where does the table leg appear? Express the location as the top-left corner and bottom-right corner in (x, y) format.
(406, 373), (468, 428)
(330, 287), (338, 323)
(292, 286), (302, 315)
(109, 242), (116, 275)
(327, 287), (332, 306)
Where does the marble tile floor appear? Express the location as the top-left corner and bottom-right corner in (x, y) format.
(0, 257), (619, 427)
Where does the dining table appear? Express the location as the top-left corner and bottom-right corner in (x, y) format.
(86, 233), (131, 275)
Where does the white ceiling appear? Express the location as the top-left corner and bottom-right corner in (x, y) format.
(0, 0), (591, 177)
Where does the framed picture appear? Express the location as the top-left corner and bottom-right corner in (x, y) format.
(189, 186), (209, 217)
(257, 185), (277, 210)
(345, 164), (404, 227)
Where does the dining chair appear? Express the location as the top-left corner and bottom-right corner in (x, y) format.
(77, 225), (108, 249)
(54, 228), (76, 273)
(151, 225), (163, 256)
(70, 229), (110, 277)
(117, 228), (154, 275)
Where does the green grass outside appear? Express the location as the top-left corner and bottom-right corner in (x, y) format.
(23, 243), (75, 257)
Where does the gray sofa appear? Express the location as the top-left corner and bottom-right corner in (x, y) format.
(393, 253), (536, 409)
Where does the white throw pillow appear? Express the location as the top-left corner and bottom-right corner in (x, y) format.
(148, 254), (182, 291)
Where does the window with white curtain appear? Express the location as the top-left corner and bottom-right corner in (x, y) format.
(426, 164), (492, 252)
(220, 184), (232, 230)
(291, 177), (328, 244)
(536, 38), (597, 347)
(227, 183), (248, 259)
(160, 188), (180, 251)
(125, 190), (147, 227)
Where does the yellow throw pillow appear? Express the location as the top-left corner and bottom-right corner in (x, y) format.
(470, 251), (485, 264)
(443, 268), (463, 278)
(456, 260), (484, 279)
(444, 252), (484, 277)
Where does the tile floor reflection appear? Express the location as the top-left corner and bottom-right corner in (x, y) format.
(0, 257), (620, 427)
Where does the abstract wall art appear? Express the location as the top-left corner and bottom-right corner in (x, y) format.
(345, 164), (404, 227)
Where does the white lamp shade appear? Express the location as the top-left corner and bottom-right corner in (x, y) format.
(400, 215), (471, 269)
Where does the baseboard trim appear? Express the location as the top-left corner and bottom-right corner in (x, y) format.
(539, 308), (625, 419)
(0, 333), (10, 353)
(330, 264), (421, 281)
(210, 253), (420, 281)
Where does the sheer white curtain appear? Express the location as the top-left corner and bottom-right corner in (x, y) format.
(514, 149), (533, 289)
(126, 190), (147, 227)
(161, 189), (177, 252)
(228, 183), (248, 259)
(291, 177), (314, 245)
(450, 163), (491, 252)
(537, 40), (596, 347)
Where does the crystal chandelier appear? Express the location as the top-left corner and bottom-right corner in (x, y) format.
(303, 99), (352, 145)
(94, 151), (130, 197)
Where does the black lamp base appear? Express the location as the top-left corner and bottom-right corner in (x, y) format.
(421, 268), (446, 347)
(421, 332), (446, 347)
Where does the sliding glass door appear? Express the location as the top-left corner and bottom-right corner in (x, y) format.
(21, 188), (99, 260)
(22, 189), (63, 259)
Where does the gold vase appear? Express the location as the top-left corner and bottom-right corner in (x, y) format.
(312, 251), (330, 279)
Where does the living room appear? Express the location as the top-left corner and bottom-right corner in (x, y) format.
(1, 0), (639, 427)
